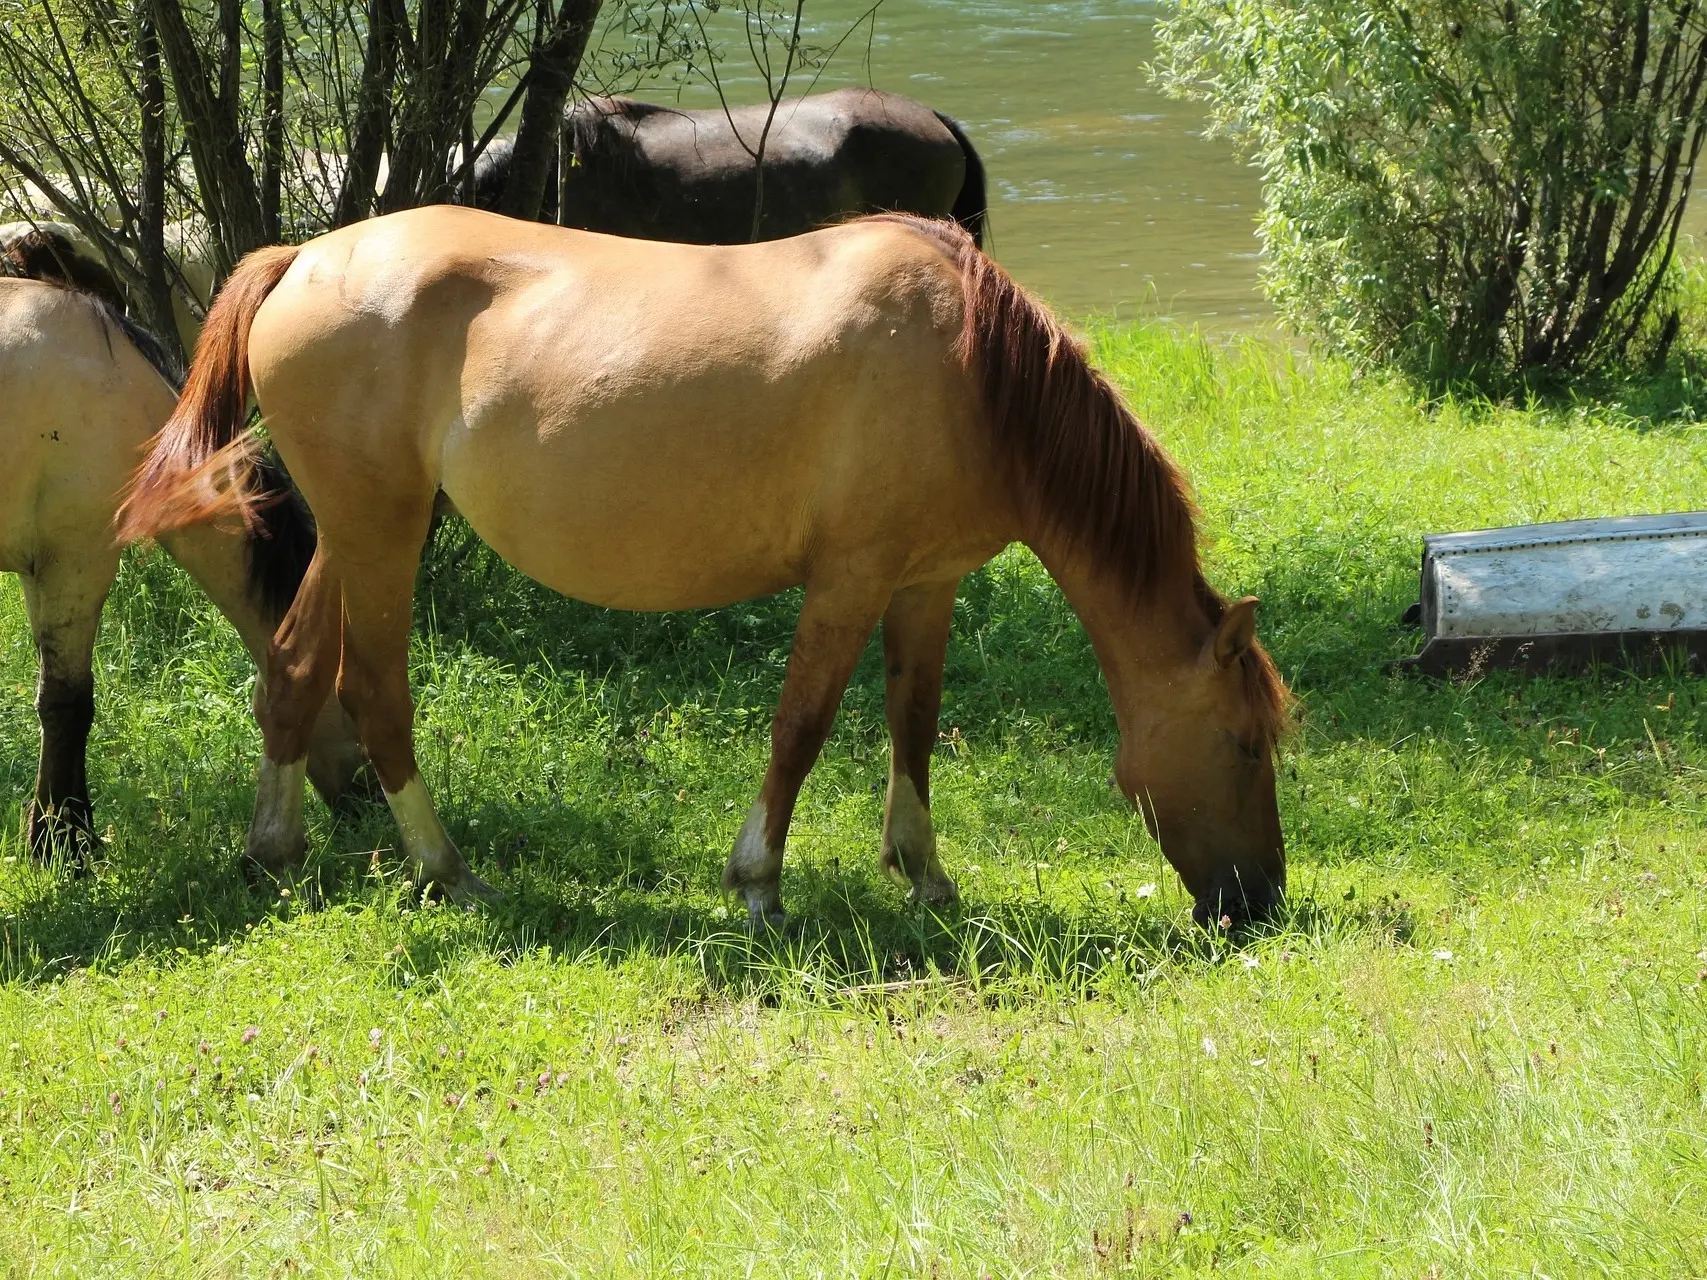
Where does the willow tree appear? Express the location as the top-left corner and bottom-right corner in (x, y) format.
(1156, 0), (1707, 390)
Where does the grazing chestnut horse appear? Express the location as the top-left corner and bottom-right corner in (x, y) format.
(0, 274), (364, 859)
(119, 206), (1289, 925)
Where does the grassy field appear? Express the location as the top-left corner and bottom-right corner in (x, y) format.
(2, 323), (1705, 1276)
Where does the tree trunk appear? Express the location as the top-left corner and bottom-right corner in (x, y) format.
(463, 111), (477, 206)
(748, 0), (808, 242)
(336, 0), (401, 226)
(150, 0), (266, 272)
(380, 0), (489, 212)
(133, 0), (182, 366)
(379, 0), (443, 211)
(261, 0), (285, 241)
(501, 0), (601, 220)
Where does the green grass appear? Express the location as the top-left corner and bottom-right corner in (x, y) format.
(2, 324), (1705, 1275)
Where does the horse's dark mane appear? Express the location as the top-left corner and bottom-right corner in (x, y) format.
(862, 213), (1290, 742)
(113, 312), (184, 390)
(1, 227), (126, 313)
(3, 228), (184, 389)
(867, 213), (1198, 593)
(564, 96), (624, 165)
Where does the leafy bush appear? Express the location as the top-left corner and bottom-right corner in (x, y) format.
(1155, 0), (1707, 391)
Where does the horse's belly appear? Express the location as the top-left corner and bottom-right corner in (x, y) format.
(439, 426), (811, 612)
(453, 501), (804, 612)
(426, 218), (992, 608)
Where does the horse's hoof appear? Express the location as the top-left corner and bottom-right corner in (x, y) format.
(720, 874), (786, 933)
(745, 899), (787, 933)
(244, 819), (306, 876)
(453, 871), (501, 905)
(242, 855), (319, 906)
(244, 846), (306, 882)
(729, 883), (786, 933)
(910, 877), (960, 910)
(27, 804), (98, 871)
(882, 844), (959, 910)
(425, 869), (501, 907)
(878, 851), (914, 890)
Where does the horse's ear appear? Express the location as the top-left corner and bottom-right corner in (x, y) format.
(1206, 596), (1259, 669)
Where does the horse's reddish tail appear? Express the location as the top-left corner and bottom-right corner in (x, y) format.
(116, 244), (300, 545)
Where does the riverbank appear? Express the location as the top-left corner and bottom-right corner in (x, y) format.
(1, 323), (1703, 1274)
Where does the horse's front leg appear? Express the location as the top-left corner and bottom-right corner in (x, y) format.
(19, 556), (110, 865)
(722, 582), (888, 930)
(878, 579), (960, 906)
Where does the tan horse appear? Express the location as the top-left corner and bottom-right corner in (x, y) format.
(119, 206), (1290, 925)
(0, 275), (364, 859)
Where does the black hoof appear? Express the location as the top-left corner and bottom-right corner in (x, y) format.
(27, 802), (98, 874)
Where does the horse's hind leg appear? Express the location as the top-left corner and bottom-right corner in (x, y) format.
(247, 545), (344, 875)
(878, 580), (959, 906)
(722, 583), (888, 929)
(333, 528), (493, 902)
(18, 553), (112, 865)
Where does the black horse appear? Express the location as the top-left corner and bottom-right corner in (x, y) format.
(463, 88), (987, 247)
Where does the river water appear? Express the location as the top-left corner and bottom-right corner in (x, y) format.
(585, 0), (1267, 325)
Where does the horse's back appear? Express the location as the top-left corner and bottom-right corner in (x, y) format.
(258, 207), (967, 401)
(572, 89), (967, 241)
(765, 89), (965, 218)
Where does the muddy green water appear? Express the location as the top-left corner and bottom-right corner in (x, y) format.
(589, 0), (1267, 325)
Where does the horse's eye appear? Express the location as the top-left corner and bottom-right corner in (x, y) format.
(1236, 738), (1266, 764)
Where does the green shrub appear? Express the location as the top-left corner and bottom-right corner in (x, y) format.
(1155, 0), (1707, 392)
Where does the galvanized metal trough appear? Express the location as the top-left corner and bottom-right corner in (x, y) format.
(1404, 511), (1707, 676)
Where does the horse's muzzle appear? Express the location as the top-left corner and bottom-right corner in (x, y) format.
(1191, 873), (1283, 929)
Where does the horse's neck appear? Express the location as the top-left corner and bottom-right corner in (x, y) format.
(1036, 547), (1205, 726)
(156, 524), (274, 669)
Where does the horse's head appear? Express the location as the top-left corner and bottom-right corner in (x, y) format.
(1110, 595), (1288, 925)
(923, 216), (1290, 925)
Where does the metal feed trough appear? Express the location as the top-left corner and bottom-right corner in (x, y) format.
(1405, 511), (1707, 676)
